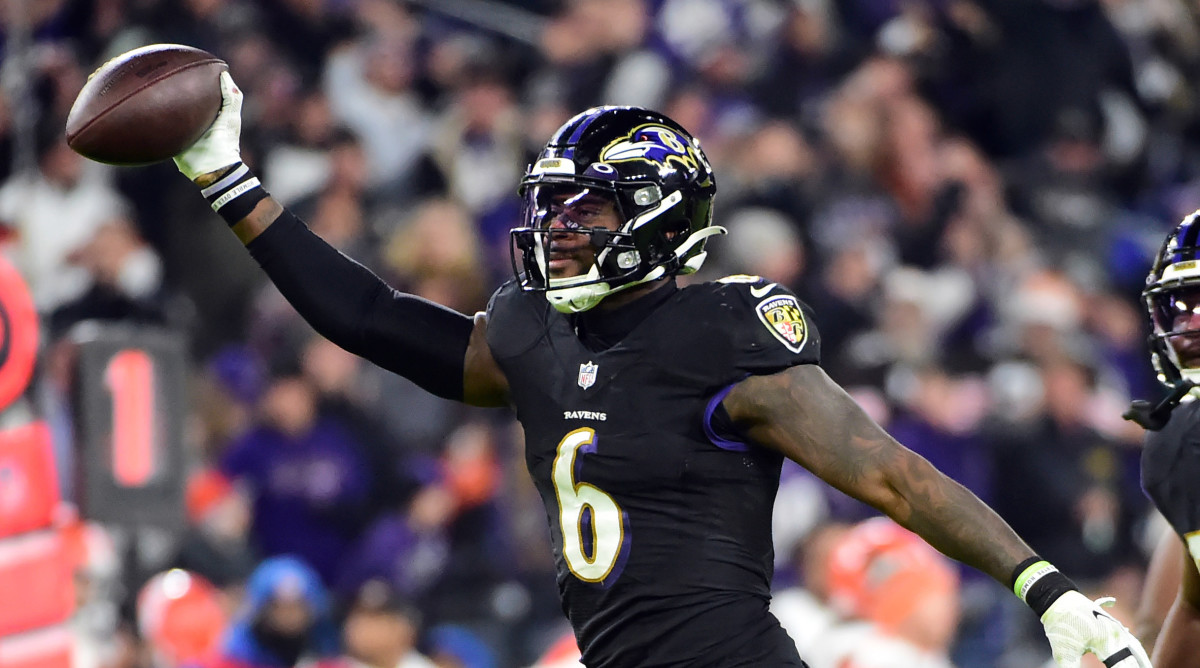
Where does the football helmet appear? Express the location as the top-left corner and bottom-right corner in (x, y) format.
(511, 106), (723, 313)
(1143, 210), (1200, 385)
(1128, 210), (1200, 429)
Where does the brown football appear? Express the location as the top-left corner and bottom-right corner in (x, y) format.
(65, 44), (227, 166)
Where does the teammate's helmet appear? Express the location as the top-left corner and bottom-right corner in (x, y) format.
(511, 106), (723, 313)
(1144, 210), (1200, 385)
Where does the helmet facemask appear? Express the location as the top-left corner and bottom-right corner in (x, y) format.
(510, 107), (723, 313)
(1144, 211), (1200, 386)
(1146, 282), (1200, 385)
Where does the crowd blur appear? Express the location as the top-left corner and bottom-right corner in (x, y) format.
(3, 0), (1198, 666)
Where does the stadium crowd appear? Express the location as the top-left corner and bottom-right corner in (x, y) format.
(4, 0), (1200, 666)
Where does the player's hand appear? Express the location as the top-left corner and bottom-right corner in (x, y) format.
(173, 71), (243, 182)
(1040, 591), (1152, 668)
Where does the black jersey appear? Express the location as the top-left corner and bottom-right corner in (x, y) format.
(1142, 399), (1200, 549)
(486, 275), (820, 668)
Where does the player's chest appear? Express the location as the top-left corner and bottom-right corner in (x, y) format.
(519, 370), (707, 493)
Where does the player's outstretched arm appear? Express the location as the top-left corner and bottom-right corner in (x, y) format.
(175, 72), (509, 407)
(723, 363), (1150, 668)
(1153, 539), (1200, 667)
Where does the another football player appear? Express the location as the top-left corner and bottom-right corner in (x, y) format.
(169, 71), (1150, 668)
(1129, 210), (1200, 666)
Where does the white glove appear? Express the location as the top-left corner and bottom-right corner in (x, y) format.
(174, 71), (243, 181)
(1040, 591), (1152, 668)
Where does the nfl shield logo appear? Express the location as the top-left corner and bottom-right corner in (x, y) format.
(578, 361), (598, 389)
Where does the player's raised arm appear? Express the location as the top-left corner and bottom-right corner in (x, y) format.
(173, 72), (508, 408)
(1153, 538), (1200, 667)
(722, 363), (1151, 668)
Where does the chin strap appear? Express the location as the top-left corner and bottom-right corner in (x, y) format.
(1123, 378), (1195, 430)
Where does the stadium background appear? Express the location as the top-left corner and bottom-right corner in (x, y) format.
(0, 0), (1193, 666)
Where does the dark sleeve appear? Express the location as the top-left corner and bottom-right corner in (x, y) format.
(246, 210), (473, 400)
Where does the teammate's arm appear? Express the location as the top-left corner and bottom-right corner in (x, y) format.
(722, 363), (1150, 668)
(1135, 527), (1185, 651)
(1153, 538), (1200, 667)
(178, 73), (508, 407)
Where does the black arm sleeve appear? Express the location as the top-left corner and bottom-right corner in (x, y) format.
(246, 209), (473, 400)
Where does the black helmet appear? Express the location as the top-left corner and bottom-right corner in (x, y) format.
(1125, 210), (1200, 430)
(1144, 210), (1200, 385)
(511, 106), (722, 313)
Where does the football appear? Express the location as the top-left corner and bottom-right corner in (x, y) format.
(65, 44), (226, 166)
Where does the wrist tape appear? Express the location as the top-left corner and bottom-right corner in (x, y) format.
(200, 163), (268, 226)
(1011, 557), (1078, 617)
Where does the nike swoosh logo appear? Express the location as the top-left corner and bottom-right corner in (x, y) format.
(750, 283), (777, 298)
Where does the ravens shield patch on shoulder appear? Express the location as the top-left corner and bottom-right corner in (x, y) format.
(756, 294), (808, 353)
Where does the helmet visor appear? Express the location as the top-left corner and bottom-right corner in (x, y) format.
(512, 184), (639, 290)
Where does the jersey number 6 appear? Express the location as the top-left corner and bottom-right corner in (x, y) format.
(552, 428), (628, 584)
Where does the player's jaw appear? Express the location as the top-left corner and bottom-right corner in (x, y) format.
(1171, 331), (1200, 368)
(1168, 308), (1200, 367)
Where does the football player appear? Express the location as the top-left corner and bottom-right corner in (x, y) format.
(171, 71), (1150, 668)
(1129, 210), (1200, 667)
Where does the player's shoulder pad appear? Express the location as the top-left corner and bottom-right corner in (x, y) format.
(1142, 399), (1200, 536)
(485, 279), (547, 359)
(705, 274), (818, 357)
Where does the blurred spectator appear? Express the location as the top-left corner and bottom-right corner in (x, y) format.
(987, 356), (1141, 582)
(301, 334), (417, 515)
(48, 214), (167, 337)
(1005, 106), (1120, 281)
(262, 90), (341, 207)
(192, 346), (267, 461)
(885, 363), (992, 502)
(799, 238), (889, 380)
(418, 424), (519, 644)
(324, 30), (431, 194)
(535, 0), (669, 113)
(771, 521), (849, 662)
(213, 556), (340, 668)
(172, 468), (258, 590)
(0, 131), (128, 312)
(334, 579), (436, 668)
(137, 569), (228, 668)
(944, 0), (1141, 159)
(218, 363), (377, 584)
(290, 129), (388, 269)
(67, 518), (125, 668)
(334, 493), (452, 605)
(429, 64), (524, 219)
(382, 198), (490, 319)
(753, 0), (861, 128)
(426, 624), (498, 668)
(720, 121), (820, 244)
(817, 518), (961, 668)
